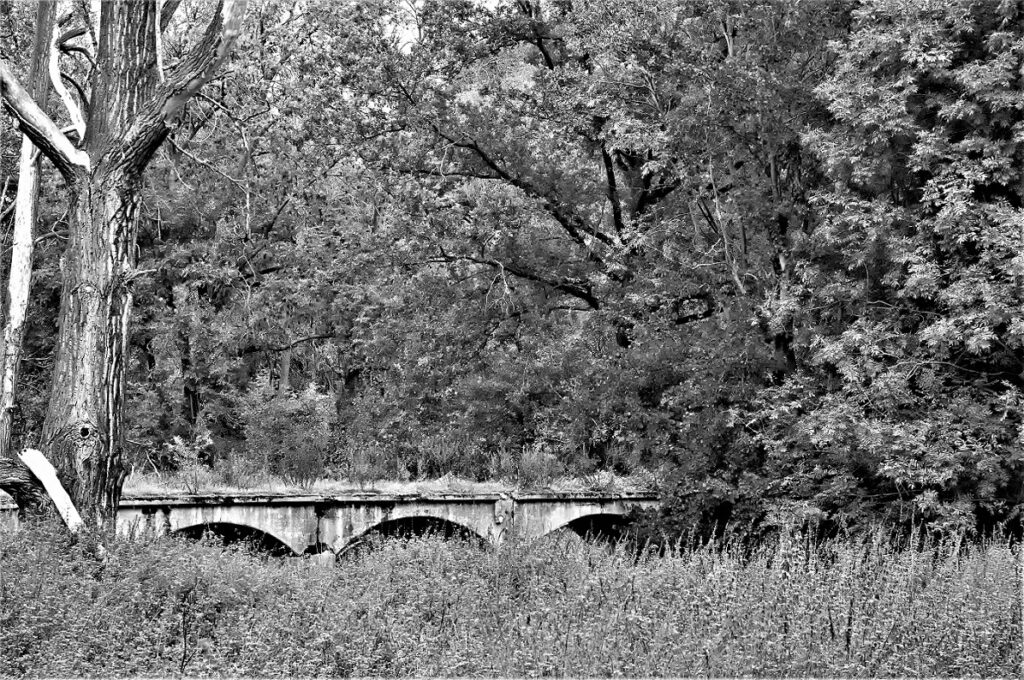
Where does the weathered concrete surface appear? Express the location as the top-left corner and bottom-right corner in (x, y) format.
(117, 496), (322, 555)
(0, 490), (659, 555)
(513, 494), (657, 541)
(317, 495), (516, 553)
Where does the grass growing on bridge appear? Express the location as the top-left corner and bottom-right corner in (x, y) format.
(118, 468), (658, 497)
(0, 524), (1018, 677)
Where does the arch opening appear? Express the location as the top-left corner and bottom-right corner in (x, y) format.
(173, 522), (296, 557)
(560, 513), (635, 544)
(336, 516), (487, 560)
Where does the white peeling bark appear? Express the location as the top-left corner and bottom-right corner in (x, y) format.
(88, 0), (101, 53)
(155, 0), (166, 83)
(0, 138), (41, 458)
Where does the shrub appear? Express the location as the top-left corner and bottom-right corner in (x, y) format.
(235, 375), (335, 486)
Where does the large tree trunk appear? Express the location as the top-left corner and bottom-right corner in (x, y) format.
(1, 0), (247, 523)
(40, 173), (139, 522)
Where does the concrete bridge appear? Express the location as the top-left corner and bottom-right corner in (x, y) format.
(1, 491), (659, 556)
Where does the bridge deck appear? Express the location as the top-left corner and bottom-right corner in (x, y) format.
(114, 489), (657, 504)
(2, 489), (658, 507)
(0, 490), (660, 554)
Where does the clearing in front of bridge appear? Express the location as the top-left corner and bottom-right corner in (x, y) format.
(0, 523), (1017, 677)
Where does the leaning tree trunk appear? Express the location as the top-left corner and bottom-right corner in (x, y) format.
(40, 172), (139, 521)
(0, 0), (55, 460)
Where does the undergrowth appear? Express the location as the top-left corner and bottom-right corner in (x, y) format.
(0, 523), (1019, 677)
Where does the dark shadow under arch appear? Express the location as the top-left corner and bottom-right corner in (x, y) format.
(560, 513), (635, 543)
(336, 516), (487, 561)
(173, 522), (296, 557)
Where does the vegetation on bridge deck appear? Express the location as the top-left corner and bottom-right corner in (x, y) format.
(118, 469), (658, 498)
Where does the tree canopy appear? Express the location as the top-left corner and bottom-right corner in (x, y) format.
(1, 0), (1021, 538)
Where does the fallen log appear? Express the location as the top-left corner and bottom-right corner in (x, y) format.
(18, 448), (83, 533)
(0, 449), (85, 537)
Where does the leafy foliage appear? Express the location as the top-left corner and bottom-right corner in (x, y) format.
(1, 0), (1022, 536)
(235, 376), (336, 485)
(729, 0), (1024, 535)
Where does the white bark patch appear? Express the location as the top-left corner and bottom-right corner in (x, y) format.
(18, 448), (84, 533)
(0, 136), (40, 439)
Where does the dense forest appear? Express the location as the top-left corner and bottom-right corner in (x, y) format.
(2, 0), (1023, 539)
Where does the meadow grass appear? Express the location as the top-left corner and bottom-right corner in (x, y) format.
(0, 523), (1018, 677)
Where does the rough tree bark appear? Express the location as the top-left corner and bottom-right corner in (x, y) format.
(0, 457), (47, 518)
(1, 0), (247, 524)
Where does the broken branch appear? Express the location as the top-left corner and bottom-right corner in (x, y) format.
(0, 58), (90, 177)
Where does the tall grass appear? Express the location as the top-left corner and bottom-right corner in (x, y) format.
(0, 523), (1018, 677)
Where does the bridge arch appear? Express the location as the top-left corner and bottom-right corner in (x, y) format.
(554, 512), (635, 542)
(326, 501), (501, 555)
(334, 516), (487, 558)
(171, 521), (301, 556)
(514, 498), (646, 543)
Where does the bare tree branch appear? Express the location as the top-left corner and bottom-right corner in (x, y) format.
(0, 59), (90, 177)
(430, 249), (601, 310)
(157, 0), (247, 123)
(436, 129), (616, 251)
(56, 26), (87, 49)
(59, 43), (95, 66)
(601, 143), (624, 234)
(110, 0), (248, 176)
(49, 20), (86, 139)
(155, 0), (167, 83)
(60, 71), (89, 110)
(159, 0), (183, 30)
(167, 138), (247, 193)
